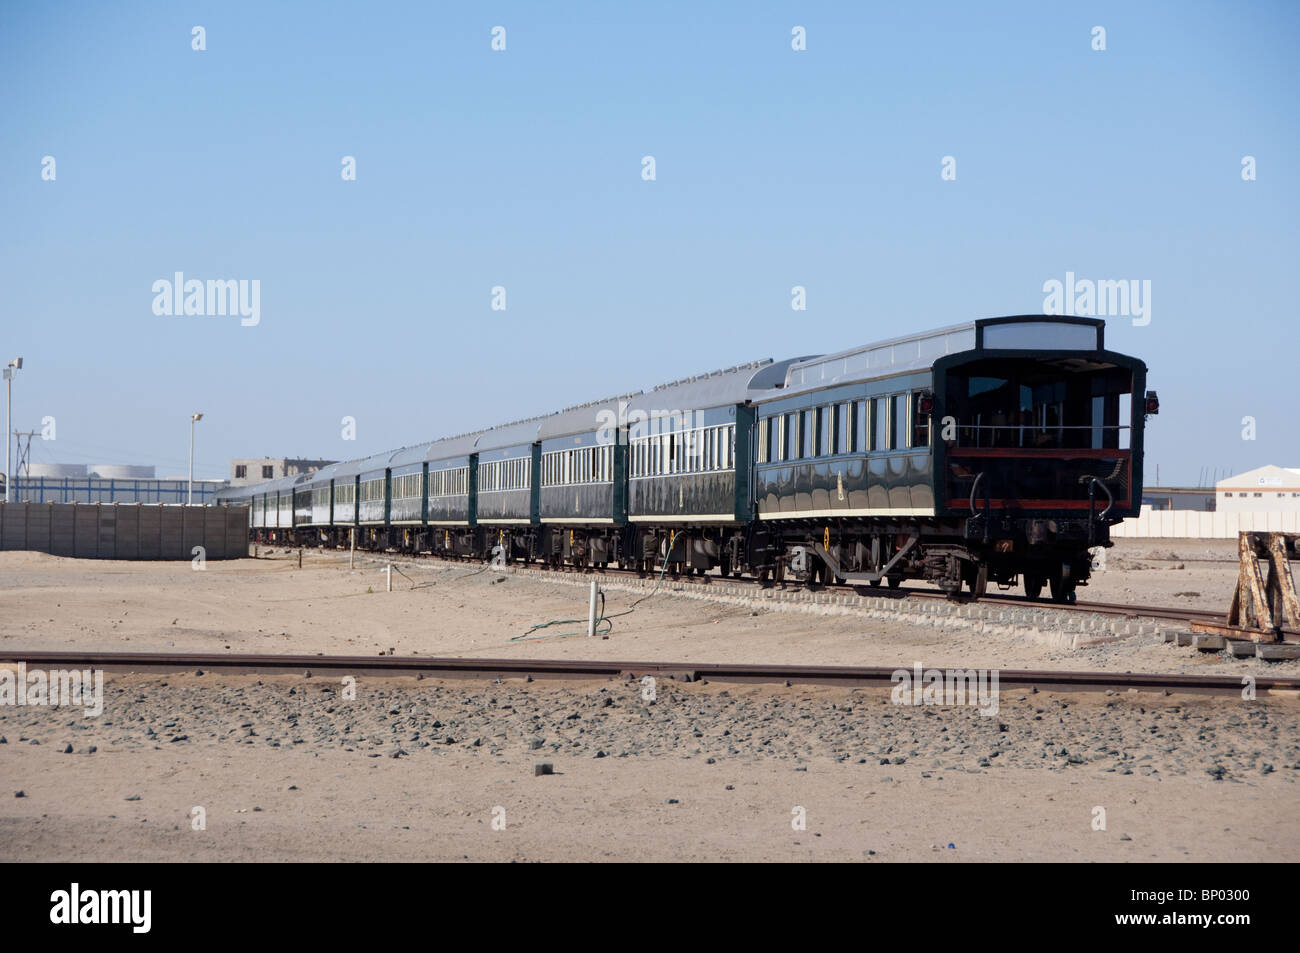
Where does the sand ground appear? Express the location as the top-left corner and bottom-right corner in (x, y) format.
(3, 675), (1295, 862)
(0, 539), (1275, 675)
(1, 539), (1295, 862)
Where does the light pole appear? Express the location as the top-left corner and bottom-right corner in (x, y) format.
(3, 358), (21, 504)
(188, 412), (203, 504)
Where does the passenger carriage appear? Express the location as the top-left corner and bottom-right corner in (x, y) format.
(749, 316), (1149, 601)
(534, 396), (634, 568)
(303, 462), (342, 541)
(473, 418), (544, 563)
(355, 452), (392, 546)
(423, 434), (478, 556)
(620, 360), (798, 575)
(323, 458), (362, 543)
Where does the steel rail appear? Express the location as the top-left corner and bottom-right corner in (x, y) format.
(5, 650), (1298, 696)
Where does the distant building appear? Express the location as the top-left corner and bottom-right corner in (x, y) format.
(1141, 486), (1216, 512)
(229, 457), (334, 487)
(1216, 464), (1300, 513)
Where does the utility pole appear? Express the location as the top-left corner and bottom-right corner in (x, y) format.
(3, 358), (22, 503)
(188, 412), (204, 504)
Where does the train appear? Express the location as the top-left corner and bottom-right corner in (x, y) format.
(217, 315), (1156, 603)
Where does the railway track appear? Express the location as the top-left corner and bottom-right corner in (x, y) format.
(293, 547), (1298, 642)
(8, 650), (1299, 697)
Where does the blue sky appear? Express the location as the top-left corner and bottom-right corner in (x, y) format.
(1, 1), (1296, 484)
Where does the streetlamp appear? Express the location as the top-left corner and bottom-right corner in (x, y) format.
(3, 358), (21, 504)
(188, 412), (204, 504)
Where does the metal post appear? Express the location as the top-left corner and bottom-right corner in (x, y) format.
(4, 370), (10, 504)
(187, 412), (204, 505)
(587, 579), (598, 637)
(3, 360), (20, 504)
(386, 563), (393, 592)
(349, 528), (355, 569)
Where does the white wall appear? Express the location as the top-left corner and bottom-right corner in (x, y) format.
(1111, 505), (1300, 538)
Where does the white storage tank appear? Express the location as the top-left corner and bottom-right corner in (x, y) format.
(90, 464), (156, 480)
(27, 463), (88, 478)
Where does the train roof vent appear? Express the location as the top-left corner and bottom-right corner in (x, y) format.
(652, 358), (773, 392)
(482, 411), (555, 431)
(554, 390), (645, 414)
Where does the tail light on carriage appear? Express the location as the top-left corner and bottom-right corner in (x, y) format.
(917, 392), (935, 415)
(1144, 390), (1159, 415)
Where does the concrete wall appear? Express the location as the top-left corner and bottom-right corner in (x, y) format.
(1112, 505), (1300, 539)
(0, 502), (249, 559)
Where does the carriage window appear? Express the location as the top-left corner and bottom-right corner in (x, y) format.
(945, 361), (1131, 450)
(835, 403), (848, 454)
(912, 393), (930, 448)
(802, 409), (815, 459)
(819, 407), (833, 456)
(892, 395), (909, 450)
(853, 401), (866, 452)
(873, 398), (888, 451)
(783, 413), (796, 461)
(757, 418), (769, 463)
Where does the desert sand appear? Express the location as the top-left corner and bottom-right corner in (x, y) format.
(1, 539), (1295, 862)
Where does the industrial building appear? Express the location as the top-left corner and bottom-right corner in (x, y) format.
(228, 457), (334, 487)
(1140, 486), (1216, 511)
(1215, 464), (1300, 513)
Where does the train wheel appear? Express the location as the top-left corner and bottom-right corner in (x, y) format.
(1024, 575), (1045, 600)
(1049, 574), (1076, 604)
